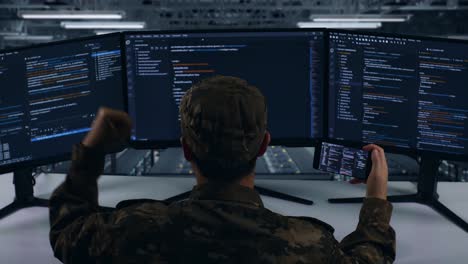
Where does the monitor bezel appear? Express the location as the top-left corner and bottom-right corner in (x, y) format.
(0, 28), (465, 175)
(121, 28), (327, 149)
(325, 29), (468, 161)
(0, 32), (125, 174)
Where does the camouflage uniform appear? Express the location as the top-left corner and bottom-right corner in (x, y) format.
(50, 76), (395, 263)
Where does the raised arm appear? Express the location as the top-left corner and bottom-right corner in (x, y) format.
(49, 108), (132, 263)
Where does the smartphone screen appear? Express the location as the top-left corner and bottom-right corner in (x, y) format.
(314, 142), (371, 179)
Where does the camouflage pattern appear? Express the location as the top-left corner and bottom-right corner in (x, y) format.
(49, 144), (396, 264)
(179, 76), (267, 162)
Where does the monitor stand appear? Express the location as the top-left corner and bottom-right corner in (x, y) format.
(328, 155), (468, 233)
(165, 185), (314, 205)
(0, 168), (49, 219)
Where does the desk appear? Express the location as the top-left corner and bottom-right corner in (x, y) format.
(0, 173), (467, 264)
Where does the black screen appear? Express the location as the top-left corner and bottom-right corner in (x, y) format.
(0, 34), (123, 169)
(318, 142), (368, 178)
(125, 30), (325, 145)
(328, 31), (468, 156)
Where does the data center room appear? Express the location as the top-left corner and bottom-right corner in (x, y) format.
(1, 1), (468, 264)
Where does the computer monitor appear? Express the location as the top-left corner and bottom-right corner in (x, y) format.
(0, 33), (124, 173)
(328, 30), (468, 158)
(124, 29), (325, 148)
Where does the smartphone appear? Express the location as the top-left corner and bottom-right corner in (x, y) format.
(313, 141), (372, 180)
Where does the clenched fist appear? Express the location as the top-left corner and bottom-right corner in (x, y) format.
(82, 107), (132, 154)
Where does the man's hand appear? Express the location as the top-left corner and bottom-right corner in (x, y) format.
(363, 144), (388, 200)
(82, 107), (132, 154)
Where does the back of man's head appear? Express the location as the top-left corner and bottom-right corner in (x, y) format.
(180, 75), (267, 182)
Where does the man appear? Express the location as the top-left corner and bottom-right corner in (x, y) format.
(50, 76), (395, 263)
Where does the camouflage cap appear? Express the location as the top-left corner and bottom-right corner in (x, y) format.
(180, 76), (267, 163)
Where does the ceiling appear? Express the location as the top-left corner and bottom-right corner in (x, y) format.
(0, 0), (467, 48)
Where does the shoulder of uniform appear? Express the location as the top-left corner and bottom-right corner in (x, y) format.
(116, 199), (169, 209)
(288, 216), (335, 233)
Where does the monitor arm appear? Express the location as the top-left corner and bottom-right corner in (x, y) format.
(0, 168), (48, 220)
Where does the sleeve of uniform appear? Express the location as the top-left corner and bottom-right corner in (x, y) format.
(49, 143), (111, 263)
(330, 198), (396, 264)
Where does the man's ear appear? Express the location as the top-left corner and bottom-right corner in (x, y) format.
(181, 137), (193, 161)
(257, 131), (271, 157)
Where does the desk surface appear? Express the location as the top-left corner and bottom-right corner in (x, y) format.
(0, 173), (467, 264)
